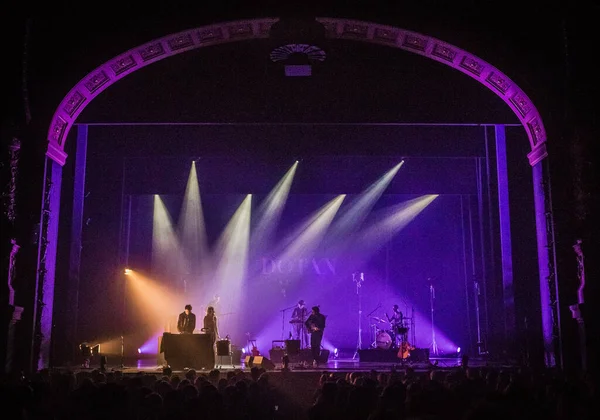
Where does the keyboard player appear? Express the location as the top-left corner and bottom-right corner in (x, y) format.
(290, 299), (309, 348)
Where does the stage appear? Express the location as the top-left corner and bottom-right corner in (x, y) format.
(62, 354), (515, 376)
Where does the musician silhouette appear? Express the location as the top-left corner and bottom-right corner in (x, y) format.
(291, 299), (309, 348)
(305, 306), (326, 367)
(386, 304), (403, 326)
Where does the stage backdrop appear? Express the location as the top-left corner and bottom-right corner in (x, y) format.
(126, 192), (466, 354)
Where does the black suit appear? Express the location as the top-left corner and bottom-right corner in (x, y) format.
(305, 313), (326, 363)
(177, 312), (196, 334)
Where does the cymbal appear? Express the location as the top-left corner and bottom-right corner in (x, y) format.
(370, 317), (387, 323)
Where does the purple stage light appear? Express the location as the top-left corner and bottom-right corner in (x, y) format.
(139, 332), (162, 355)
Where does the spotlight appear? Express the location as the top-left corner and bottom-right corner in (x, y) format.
(457, 347), (461, 353)
(137, 348), (142, 354)
(79, 343), (100, 368)
(333, 348), (339, 359)
(79, 343), (91, 358)
(124, 268), (132, 275)
(79, 343), (100, 357)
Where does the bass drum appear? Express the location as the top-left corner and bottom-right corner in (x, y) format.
(376, 331), (393, 349)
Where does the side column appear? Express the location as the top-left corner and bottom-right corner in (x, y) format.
(494, 125), (516, 351)
(532, 158), (562, 368)
(31, 157), (62, 371)
(4, 138), (24, 374)
(66, 124), (88, 362)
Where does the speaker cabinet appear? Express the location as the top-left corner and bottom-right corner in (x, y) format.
(244, 355), (276, 370)
(409, 348), (430, 363)
(285, 339), (300, 355)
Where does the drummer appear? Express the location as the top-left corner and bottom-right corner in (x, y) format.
(386, 304), (403, 328)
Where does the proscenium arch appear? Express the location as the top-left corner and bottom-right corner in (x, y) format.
(46, 17), (548, 166)
(33, 17), (561, 371)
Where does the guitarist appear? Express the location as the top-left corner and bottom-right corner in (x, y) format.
(291, 299), (309, 348)
(305, 306), (326, 367)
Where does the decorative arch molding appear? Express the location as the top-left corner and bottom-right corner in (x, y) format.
(46, 17), (548, 165)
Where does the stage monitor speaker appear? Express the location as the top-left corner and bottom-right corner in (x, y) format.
(269, 348), (330, 364)
(285, 339), (300, 355)
(409, 348), (430, 363)
(251, 356), (276, 370)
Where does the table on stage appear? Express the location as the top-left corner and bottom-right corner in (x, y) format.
(160, 333), (215, 369)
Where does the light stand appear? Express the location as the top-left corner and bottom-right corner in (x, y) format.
(352, 272), (365, 360)
(429, 280), (439, 355)
(473, 280), (483, 355)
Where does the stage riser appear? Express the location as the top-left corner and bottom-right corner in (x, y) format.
(358, 348), (429, 363)
(269, 349), (330, 364)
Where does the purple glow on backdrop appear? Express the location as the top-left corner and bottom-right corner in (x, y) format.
(255, 293), (457, 354)
(129, 181), (468, 355)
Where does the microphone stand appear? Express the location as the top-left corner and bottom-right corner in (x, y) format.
(353, 272), (365, 360)
(429, 280), (439, 355)
(474, 280), (482, 355)
(366, 303), (381, 349)
(279, 305), (296, 339)
(366, 303), (381, 318)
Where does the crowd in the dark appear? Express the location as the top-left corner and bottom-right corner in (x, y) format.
(1, 364), (596, 420)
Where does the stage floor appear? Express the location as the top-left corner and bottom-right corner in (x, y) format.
(65, 356), (512, 375)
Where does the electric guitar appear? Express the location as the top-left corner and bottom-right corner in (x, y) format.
(308, 323), (321, 333)
(398, 341), (415, 359)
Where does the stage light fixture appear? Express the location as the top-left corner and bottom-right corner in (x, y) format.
(137, 348), (142, 354)
(79, 343), (91, 357)
(124, 268), (132, 275)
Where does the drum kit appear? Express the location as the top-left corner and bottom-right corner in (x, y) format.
(370, 315), (413, 357)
